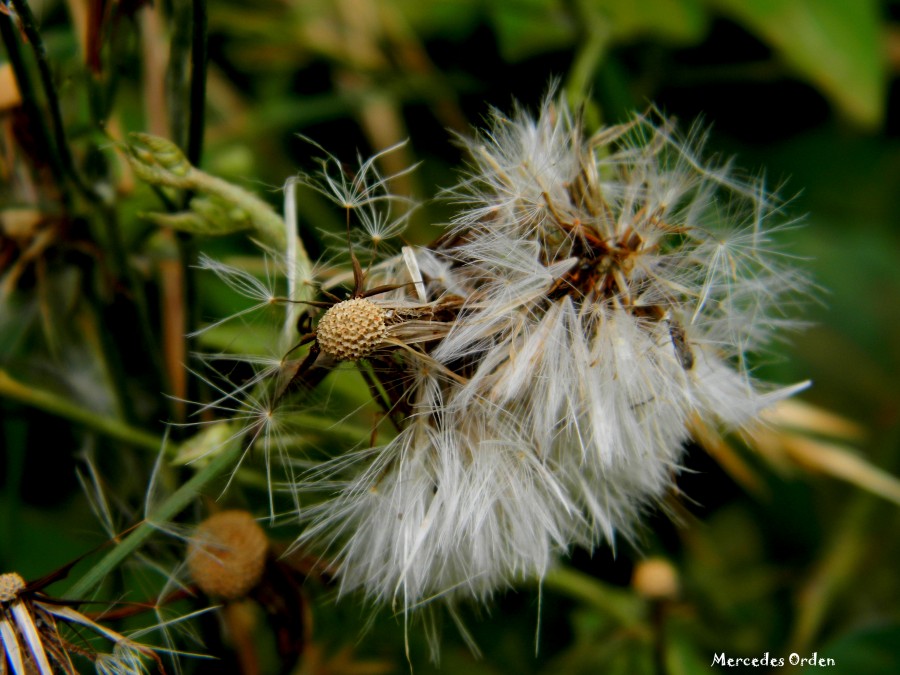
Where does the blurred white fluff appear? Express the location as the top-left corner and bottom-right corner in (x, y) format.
(292, 92), (809, 615)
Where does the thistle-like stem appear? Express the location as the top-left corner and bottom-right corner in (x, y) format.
(64, 439), (242, 599)
(0, 370), (163, 452)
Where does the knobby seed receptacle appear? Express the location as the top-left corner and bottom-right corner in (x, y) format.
(0, 572), (25, 602)
(316, 298), (387, 361)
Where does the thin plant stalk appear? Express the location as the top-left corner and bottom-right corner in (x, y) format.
(8, 0), (164, 391)
(65, 440), (242, 598)
(166, 0), (192, 155)
(10, 0), (98, 203)
(0, 9), (70, 204)
(0, 370), (163, 452)
(187, 0), (208, 168)
(178, 0), (210, 408)
(543, 566), (648, 632)
(564, 0), (612, 126)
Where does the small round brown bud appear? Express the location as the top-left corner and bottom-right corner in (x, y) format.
(317, 298), (386, 361)
(632, 557), (679, 600)
(187, 511), (268, 600)
(0, 572), (25, 603)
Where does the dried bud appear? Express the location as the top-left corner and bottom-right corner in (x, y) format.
(632, 557), (679, 600)
(188, 511), (268, 600)
(317, 298), (386, 361)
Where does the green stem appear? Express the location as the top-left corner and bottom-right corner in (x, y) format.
(187, 0), (208, 168)
(167, 0), (192, 152)
(65, 440), (242, 598)
(179, 0), (208, 382)
(0, 9), (70, 204)
(8, 0), (162, 390)
(543, 566), (648, 631)
(788, 493), (877, 652)
(0, 370), (162, 452)
(10, 0), (99, 203)
(788, 425), (900, 652)
(98, 204), (166, 399)
(193, 172), (289, 249)
(564, 0), (611, 129)
(128, 134), (300, 251)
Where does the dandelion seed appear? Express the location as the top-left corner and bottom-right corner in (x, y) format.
(190, 254), (286, 338)
(296, 139), (418, 212)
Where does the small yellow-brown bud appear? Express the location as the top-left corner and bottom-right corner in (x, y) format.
(0, 572), (25, 603)
(187, 511), (268, 600)
(317, 298), (386, 361)
(631, 557), (679, 600)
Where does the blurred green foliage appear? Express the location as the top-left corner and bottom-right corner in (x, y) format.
(2, 0), (900, 673)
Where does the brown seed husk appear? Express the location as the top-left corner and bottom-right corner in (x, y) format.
(188, 511), (268, 600)
(632, 557), (679, 600)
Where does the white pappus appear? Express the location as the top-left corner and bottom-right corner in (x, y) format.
(289, 92), (810, 623)
(189, 93), (811, 644)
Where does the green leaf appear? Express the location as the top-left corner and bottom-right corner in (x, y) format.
(707, 0), (885, 128)
(195, 322), (281, 356)
(665, 617), (718, 675)
(800, 624), (900, 675)
(595, 0), (707, 44)
(489, 0), (576, 62)
(490, 0), (707, 63)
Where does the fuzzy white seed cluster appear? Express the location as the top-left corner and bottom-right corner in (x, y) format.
(316, 298), (387, 361)
(293, 95), (809, 614)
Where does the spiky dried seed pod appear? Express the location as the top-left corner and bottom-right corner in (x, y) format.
(317, 298), (387, 361)
(0, 572), (24, 603)
(187, 510), (268, 600)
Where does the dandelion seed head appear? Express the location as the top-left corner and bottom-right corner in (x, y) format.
(189, 88), (810, 641)
(0, 572), (24, 602)
(187, 510), (269, 600)
(293, 92), (810, 620)
(317, 298), (387, 361)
